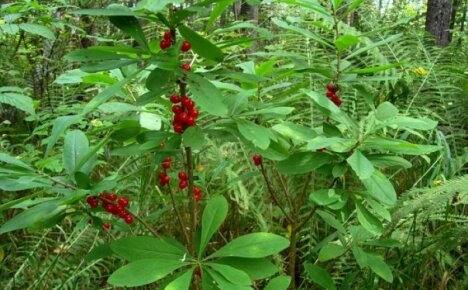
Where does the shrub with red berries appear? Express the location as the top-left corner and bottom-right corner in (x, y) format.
(325, 83), (342, 106)
(85, 193), (133, 226)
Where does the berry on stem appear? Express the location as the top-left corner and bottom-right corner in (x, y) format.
(163, 31), (172, 40)
(179, 180), (188, 189)
(124, 215), (134, 225)
(160, 39), (171, 50)
(252, 154), (262, 166)
(178, 172), (187, 180)
(181, 63), (191, 71)
(103, 222), (111, 229)
(170, 94), (181, 103)
(118, 197), (129, 208)
(181, 41), (191, 52)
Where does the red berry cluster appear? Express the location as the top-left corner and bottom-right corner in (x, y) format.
(177, 171), (203, 202)
(160, 31), (173, 50)
(326, 83), (342, 106)
(170, 95), (199, 133)
(252, 154), (262, 166)
(159, 157), (172, 186)
(157, 158), (202, 202)
(86, 193), (133, 227)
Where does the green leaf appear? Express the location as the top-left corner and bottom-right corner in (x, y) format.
(208, 233), (290, 258)
(99, 102), (138, 113)
(140, 112), (162, 131)
(355, 200), (383, 235)
(352, 247), (393, 282)
(187, 74), (228, 116)
(335, 34), (359, 51)
(0, 200), (67, 234)
(178, 25), (223, 62)
(361, 171), (397, 206)
(75, 172), (91, 189)
(205, 268), (253, 290)
(19, 23), (55, 40)
(375, 102), (398, 120)
(0, 177), (52, 191)
(366, 198), (391, 221)
(0, 153), (33, 171)
(108, 16), (148, 51)
(316, 210), (345, 233)
(381, 116), (438, 130)
(304, 263), (336, 290)
(164, 268), (194, 290)
(215, 257), (278, 280)
(74, 6), (143, 16)
(108, 259), (186, 287)
(347, 63), (402, 74)
(367, 155), (412, 169)
(110, 236), (187, 261)
(277, 152), (334, 175)
(347, 150), (375, 180)
(318, 243), (347, 261)
(199, 196), (228, 256)
(237, 120), (272, 150)
(84, 244), (113, 263)
(0, 93), (35, 115)
(63, 130), (92, 175)
(264, 276), (291, 290)
(207, 263), (251, 286)
(307, 136), (351, 151)
(146, 68), (173, 92)
(137, 0), (184, 13)
(272, 122), (317, 142)
(182, 126), (206, 150)
(361, 137), (440, 155)
(205, 0), (234, 31)
(64, 48), (125, 62)
(302, 89), (358, 136)
(272, 18), (331, 47)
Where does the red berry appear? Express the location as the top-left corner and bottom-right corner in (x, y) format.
(326, 83), (335, 91)
(188, 108), (199, 118)
(118, 197), (129, 208)
(180, 96), (190, 107)
(252, 154), (262, 166)
(108, 193), (117, 201)
(172, 105), (183, 114)
(162, 162), (171, 170)
(114, 204), (124, 214)
(181, 63), (191, 71)
(170, 94), (181, 103)
(179, 180), (188, 189)
(103, 222), (111, 229)
(105, 204), (116, 214)
(186, 116), (196, 127)
(86, 196), (99, 208)
(177, 112), (189, 123)
(118, 210), (129, 219)
(160, 175), (170, 186)
(124, 214), (134, 225)
(326, 91), (335, 99)
(181, 41), (191, 52)
(174, 124), (184, 133)
(194, 186), (202, 195)
(160, 39), (171, 50)
(194, 192), (201, 203)
(158, 172), (167, 179)
(332, 97), (342, 106)
(163, 157), (172, 163)
(178, 172), (187, 180)
(163, 31), (172, 40)
(160, 142), (165, 147)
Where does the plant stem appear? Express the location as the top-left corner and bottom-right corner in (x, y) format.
(259, 163), (294, 225)
(167, 184), (191, 247)
(288, 227), (298, 290)
(185, 146), (197, 256)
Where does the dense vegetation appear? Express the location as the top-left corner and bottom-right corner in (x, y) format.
(0, 0), (467, 289)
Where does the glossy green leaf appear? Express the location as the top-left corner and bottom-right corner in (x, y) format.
(19, 23), (55, 40)
(215, 257), (278, 280)
(182, 126), (206, 150)
(316, 210), (345, 233)
(178, 25), (223, 62)
(164, 268), (194, 290)
(110, 236), (187, 261)
(361, 171), (397, 205)
(199, 196), (228, 256)
(375, 102), (398, 120)
(206, 268), (253, 290)
(237, 120), (272, 150)
(277, 152), (334, 175)
(352, 247), (393, 282)
(272, 18), (331, 47)
(0, 177), (52, 191)
(361, 137), (440, 155)
(207, 263), (251, 286)
(367, 155), (412, 169)
(0, 153), (33, 171)
(335, 34), (359, 51)
(264, 276), (291, 290)
(347, 150), (375, 180)
(272, 122), (317, 142)
(355, 200), (383, 235)
(84, 244), (113, 263)
(146, 68), (173, 92)
(304, 263), (336, 290)
(137, 0), (184, 13)
(0, 93), (35, 115)
(319, 243), (347, 261)
(208, 233), (289, 258)
(74, 6), (143, 16)
(0, 200), (67, 234)
(187, 74), (228, 116)
(63, 130), (92, 175)
(382, 116), (438, 130)
(108, 259), (186, 287)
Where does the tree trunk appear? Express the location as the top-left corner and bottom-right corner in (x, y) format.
(425, 0), (453, 46)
